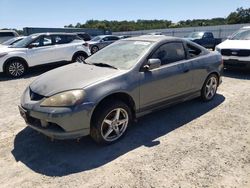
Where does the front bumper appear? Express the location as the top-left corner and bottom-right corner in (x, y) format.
(19, 87), (95, 139)
(224, 60), (250, 69)
(18, 105), (93, 140)
(223, 56), (250, 69)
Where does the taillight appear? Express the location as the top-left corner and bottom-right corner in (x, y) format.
(221, 59), (224, 65)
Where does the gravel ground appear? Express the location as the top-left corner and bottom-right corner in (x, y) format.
(0, 66), (249, 188)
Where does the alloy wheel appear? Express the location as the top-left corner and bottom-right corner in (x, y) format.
(91, 46), (99, 54)
(75, 55), (85, 63)
(101, 108), (129, 142)
(8, 62), (25, 77)
(205, 76), (218, 100)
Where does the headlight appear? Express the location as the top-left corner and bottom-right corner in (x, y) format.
(215, 47), (221, 53)
(40, 90), (85, 107)
(0, 52), (8, 58)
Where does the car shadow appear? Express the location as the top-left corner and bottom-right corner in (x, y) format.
(12, 94), (225, 177)
(0, 62), (71, 82)
(223, 68), (250, 80)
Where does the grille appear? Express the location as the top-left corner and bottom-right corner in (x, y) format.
(29, 88), (44, 101)
(26, 114), (65, 132)
(221, 49), (250, 57)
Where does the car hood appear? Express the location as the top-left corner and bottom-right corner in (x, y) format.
(30, 63), (122, 97)
(217, 39), (250, 50)
(0, 47), (26, 53)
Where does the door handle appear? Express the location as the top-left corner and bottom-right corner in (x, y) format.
(183, 69), (190, 73)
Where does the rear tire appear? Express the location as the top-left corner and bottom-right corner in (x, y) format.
(91, 46), (99, 54)
(72, 53), (88, 63)
(90, 100), (132, 145)
(201, 74), (218, 102)
(5, 59), (27, 78)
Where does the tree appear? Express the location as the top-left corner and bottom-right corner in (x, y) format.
(227, 7), (250, 24)
(63, 7), (250, 32)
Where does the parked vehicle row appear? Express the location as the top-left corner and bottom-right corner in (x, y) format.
(185, 31), (221, 50)
(19, 35), (223, 144)
(215, 26), (250, 69)
(0, 33), (90, 77)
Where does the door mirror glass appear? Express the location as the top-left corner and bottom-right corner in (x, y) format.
(143, 59), (161, 71)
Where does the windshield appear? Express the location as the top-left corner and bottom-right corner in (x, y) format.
(231, 29), (250, 40)
(11, 35), (38, 48)
(90, 36), (101, 42)
(188, 32), (204, 39)
(86, 40), (153, 70)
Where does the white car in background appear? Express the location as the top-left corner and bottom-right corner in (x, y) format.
(0, 33), (91, 77)
(0, 30), (19, 44)
(0, 36), (26, 47)
(216, 26), (250, 69)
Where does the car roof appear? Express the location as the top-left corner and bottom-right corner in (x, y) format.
(0, 30), (17, 33)
(123, 35), (183, 42)
(30, 32), (78, 36)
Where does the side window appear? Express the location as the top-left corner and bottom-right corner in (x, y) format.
(54, 35), (77, 44)
(186, 43), (202, 58)
(151, 42), (186, 65)
(54, 35), (63, 44)
(102, 37), (108, 41)
(203, 33), (213, 39)
(29, 36), (53, 47)
(109, 36), (119, 41)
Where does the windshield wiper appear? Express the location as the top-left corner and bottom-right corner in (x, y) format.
(92, 63), (118, 69)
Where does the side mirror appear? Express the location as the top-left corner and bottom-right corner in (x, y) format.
(28, 44), (36, 49)
(227, 35), (232, 40)
(143, 59), (161, 71)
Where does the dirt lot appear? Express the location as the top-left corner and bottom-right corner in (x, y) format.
(0, 67), (249, 188)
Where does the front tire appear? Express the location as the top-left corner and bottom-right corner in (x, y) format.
(5, 59), (27, 78)
(201, 74), (218, 101)
(90, 100), (132, 145)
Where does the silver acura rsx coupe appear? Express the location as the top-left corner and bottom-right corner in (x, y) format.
(19, 35), (223, 144)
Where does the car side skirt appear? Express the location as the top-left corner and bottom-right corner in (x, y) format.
(136, 90), (201, 118)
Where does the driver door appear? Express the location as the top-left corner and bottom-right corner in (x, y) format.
(139, 42), (194, 110)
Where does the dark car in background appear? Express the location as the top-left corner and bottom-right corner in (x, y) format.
(87, 35), (120, 54)
(19, 35), (223, 144)
(185, 31), (221, 50)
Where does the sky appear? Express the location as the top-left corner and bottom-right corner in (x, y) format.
(0, 0), (250, 29)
